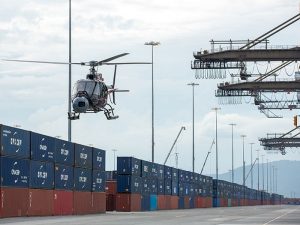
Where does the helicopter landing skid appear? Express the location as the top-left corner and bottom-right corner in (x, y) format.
(68, 112), (80, 120)
(103, 104), (119, 120)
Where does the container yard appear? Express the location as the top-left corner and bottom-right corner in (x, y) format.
(1, 1), (300, 224)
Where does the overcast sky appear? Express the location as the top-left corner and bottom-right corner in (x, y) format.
(1, 0), (300, 178)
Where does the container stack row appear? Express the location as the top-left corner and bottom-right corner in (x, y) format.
(0, 124), (106, 218)
(115, 157), (214, 212)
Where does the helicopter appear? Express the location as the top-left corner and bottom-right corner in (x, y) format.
(3, 53), (150, 120)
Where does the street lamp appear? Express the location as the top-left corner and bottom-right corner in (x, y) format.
(256, 149), (260, 190)
(212, 107), (221, 180)
(145, 41), (160, 163)
(229, 123), (236, 183)
(262, 154), (265, 191)
(249, 143), (254, 188)
(68, 0), (72, 142)
(112, 149), (117, 171)
(266, 158), (269, 192)
(188, 83), (199, 172)
(241, 134), (246, 186)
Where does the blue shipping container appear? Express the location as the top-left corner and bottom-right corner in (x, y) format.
(157, 179), (164, 195)
(164, 165), (172, 180)
(213, 197), (221, 207)
(171, 181), (178, 196)
(92, 170), (106, 192)
(190, 197), (195, 208)
(117, 175), (142, 193)
(141, 160), (151, 177)
(172, 168), (178, 182)
(178, 196), (185, 209)
(117, 157), (141, 176)
(141, 194), (150, 211)
(74, 144), (92, 169)
(55, 164), (74, 190)
(164, 179), (172, 195)
(55, 139), (74, 166)
(0, 125), (30, 159)
(31, 132), (55, 162)
(0, 156), (29, 187)
(29, 160), (54, 189)
(92, 148), (105, 171)
(74, 167), (92, 191)
(157, 164), (164, 180)
(150, 194), (157, 211)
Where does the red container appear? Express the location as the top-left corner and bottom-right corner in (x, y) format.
(53, 190), (73, 215)
(157, 195), (166, 210)
(91, 192), (106, 213)
(116, 193), (141, 212)
(73, 191), (93, 215)
(165, 195), (171, 209)
(196, 196), (205, 208)
(28, 189), (53, 216)
(170, 196), (178, 209)
(184, 196), (190, 209)
(205, 197), (212, 208)
(106, 181), (117, 195)
(221, 198), (228, 207)
(0, 187), (28, 218)
(106, 194), (116, 211)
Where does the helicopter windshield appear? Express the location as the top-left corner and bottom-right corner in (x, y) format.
(72, 79), (107, 99)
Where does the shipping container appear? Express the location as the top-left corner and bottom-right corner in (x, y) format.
(74, 167), (92, 191)
(74, 144), (92, 169)
(106, 180), (117, 195)
(91, 192), (106, 213)
(150, 194), (157, 211)
(141, 160), (152, 177)
(171, 181), (178, 196)
(0, 156), (29, 188)
(157, 164), (164, 179)
(170, 196), (179, 209)
(178, 196), (185, 209)
(54, 164), (74, 190)
(141, 194), (150, 211)
(0, 125), (30, 159)
(164, 179), (171, 195)
(92, 170), (106, 192)
(73, 191), (92, 215)
(172, 168), (178, 182)
(116, 193), (141, 212)
(117, 175), (142, 193)
(106, 194), (116, 211)
(141, 177), (150, 194)
(106, 171), (117, 181)
(53, 190), (73, 215)
(29, 160), (54, 189)
(28, 189), (54, 216)
(117, 157), (141, 176)
(31, 132), (55, 162)
(54, 139), (74, 166)
(0, 187), (28, 218)
(157, 195), (166, 210)
(165, 195), (172, 209)
(149, 177), (158, 194)
(164, 165), (172, 180)
(157, 179), (164, 195)
(92, 148), (105, 171)
(189, 197), (195, 208)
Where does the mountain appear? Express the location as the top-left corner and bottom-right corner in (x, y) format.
(210, 160), (300, 198)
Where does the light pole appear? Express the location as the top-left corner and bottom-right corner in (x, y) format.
(212, 107), (221, 180)
(68, 0), (72, 142)
(272, 165), (275, 193)
(270, 162), (272, 193)
(145, 41), (160, 163)
(256, 149), (260, 190)
(112, 149), (117, 171)
(229, 123), (236, 183)
(275, 167), (278, 193)
(249, 143), (254, 188)
(241, 135), (246, 186)
(188, 83), (199, 172)
(262, 155), (265, 191)
(266, 159), (269, 192)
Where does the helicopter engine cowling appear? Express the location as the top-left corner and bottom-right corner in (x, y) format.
(72, 96), (89, 113)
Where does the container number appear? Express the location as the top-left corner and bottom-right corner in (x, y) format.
(10, 138), (22, 146)
(96, 156), (102, 162)
(39, 145), (47, 151)
(61, 174), (69, 181)
(79, 176), (87, 182)
(80, 153), (87, 160)
(96, 178), (102, 183)
(61, 149), (69, 156)
(11, 169), (20, 176)
(37, 171), (48, 179)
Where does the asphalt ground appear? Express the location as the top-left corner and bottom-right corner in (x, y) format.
(0, 205), (299, 225)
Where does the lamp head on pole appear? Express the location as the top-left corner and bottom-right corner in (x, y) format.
(144, 41), (160, 46)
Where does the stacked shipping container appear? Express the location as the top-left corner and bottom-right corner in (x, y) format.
(0, 124), (106, 218)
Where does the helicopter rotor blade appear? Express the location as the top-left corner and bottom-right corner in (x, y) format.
(112, 65), (117, 104)
(2, 59), (83, 65)
(114, 90), (130, 92)
(98, 53), (129, 65)
(102, 62), (152, 65)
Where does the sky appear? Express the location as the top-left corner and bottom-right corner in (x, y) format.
(1, 0), (300, 179)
